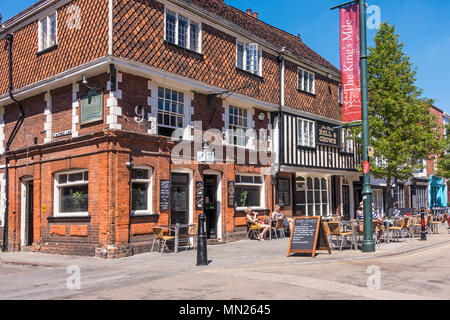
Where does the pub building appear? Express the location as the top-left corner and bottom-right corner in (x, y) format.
(0, 0), (353, 257)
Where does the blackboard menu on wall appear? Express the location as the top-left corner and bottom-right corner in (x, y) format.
(228, 181), (235, 208)
(160, 180), (170, 211)
(196, 181), (204, 210)
(287, 217), (331, 257)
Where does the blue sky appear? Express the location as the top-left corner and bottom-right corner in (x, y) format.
(2, 0), (450, 113)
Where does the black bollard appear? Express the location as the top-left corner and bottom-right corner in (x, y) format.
(420, 209), (427, 241)
(196, 213), (208, 266)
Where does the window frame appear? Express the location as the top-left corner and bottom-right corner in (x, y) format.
(295, 176), (330, 217)
(228, 105), (250, 148)
(236, 39), (263, 77)
(297, 68), (315, 95)
(157, 86), (186, 136)
(338, 84), (343, 104)
(38, 12), (58, 52)
(235, 174), (265, 211)
(131, 166), (153, 216)
(164, 7), (202, 53)
(297, 118), (316, 148)
(54, 169), (89, 218)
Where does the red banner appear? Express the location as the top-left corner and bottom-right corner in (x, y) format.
(340, 3), (362, 123)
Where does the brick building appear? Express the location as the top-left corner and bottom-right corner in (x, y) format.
(0, 0), (357, 257)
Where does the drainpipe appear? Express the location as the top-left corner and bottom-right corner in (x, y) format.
(2, 34), (25, 252)
(272, 50), (285, 212)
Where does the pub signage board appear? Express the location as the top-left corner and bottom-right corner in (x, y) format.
(316, 121), (339, 147)
(160, 179), (170, 211)
(81, 90), (103, 124)
(195, 181), (204, 210)
(287, 217), (331, 257)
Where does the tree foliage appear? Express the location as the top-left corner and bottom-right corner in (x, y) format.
(350, 23), (445, 211)
(437, 123), (450, 179)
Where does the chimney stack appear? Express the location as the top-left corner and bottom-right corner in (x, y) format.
(252, 12), (258, 19)
(246, 9), (252, 16)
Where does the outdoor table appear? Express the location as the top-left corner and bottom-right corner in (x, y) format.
(159, 223), (194, 253)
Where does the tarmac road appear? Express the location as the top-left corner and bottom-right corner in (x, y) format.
(1, 233), (449, 300)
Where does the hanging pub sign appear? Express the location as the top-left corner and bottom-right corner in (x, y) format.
(316, 121), (339, 147)
(340, 3), (362, 123)
(81, 90), (103, 124)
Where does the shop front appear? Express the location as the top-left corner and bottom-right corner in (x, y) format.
(429, 175), (448, 209)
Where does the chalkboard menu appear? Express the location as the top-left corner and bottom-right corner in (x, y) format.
(195, 181), (204, 210)
(160, 180), (170, 211)
(287, 217), (331, 257)
(228, 181), (235, 208)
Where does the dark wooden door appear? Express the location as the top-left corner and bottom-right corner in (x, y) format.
(204, 175), (218, 239)
(171, 173), (190, 234)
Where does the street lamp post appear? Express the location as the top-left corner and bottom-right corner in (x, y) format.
(332, 0), (375, 252)
(359, 0), (375, 253)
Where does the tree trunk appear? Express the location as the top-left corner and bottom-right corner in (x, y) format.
(385, 176), (392, 218)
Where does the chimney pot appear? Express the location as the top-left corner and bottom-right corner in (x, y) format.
(246, 9), (252, 16)
(252, 12), (258, 19)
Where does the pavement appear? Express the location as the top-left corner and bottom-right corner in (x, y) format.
(1, 224), (449, 300)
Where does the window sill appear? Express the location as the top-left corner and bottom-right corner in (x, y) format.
(48, 215), (91, 223)
(131, 212), (159, 218)
(297, 89), (316, 97)
(236, 67), (264, 81)
(236, 207), (269, 212)
(164, 40), (203, 59)
(36, 44), (58, 56)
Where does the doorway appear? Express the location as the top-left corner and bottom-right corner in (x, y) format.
(20, 178), (34, 248)
(171, 173), (190, 235)
(204, 175), (218, 239)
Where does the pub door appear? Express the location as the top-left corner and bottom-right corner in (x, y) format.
(20, 178), (34, 248)
(204, 175), (218, 239)
(171, 173), (190, 235)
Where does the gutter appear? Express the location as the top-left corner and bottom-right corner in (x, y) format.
(2, 34), (25, 252)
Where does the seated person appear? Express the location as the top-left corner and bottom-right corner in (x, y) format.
(271, 204), (294, 235)
(246, 208), (271, 241)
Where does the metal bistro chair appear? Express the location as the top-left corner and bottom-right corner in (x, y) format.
(179, 224), (198, 251)
(151, 227), (175, 254)
(430, 214), (444, 234)
(272, 218), (286, 239)
(327, 221), (353, 252)
(247, 222), (262, 240)
(388, 217), (404, 242)
(402, 216), (413, 239)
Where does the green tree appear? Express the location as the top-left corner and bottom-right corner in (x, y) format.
(350, 23), (444, 214)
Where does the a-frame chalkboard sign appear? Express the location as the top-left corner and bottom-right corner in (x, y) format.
(287, 216), (331, 258)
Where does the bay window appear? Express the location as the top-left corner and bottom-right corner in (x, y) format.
(295, 176), (329, 217)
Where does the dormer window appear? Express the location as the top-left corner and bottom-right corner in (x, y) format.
(165, 9), (202, 53)
(236, 41), (262, 76)
(38, 13), (57, 52)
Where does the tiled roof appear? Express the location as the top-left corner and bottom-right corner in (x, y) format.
(190, 0), (340, 73)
